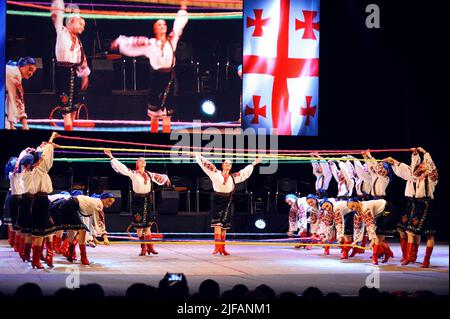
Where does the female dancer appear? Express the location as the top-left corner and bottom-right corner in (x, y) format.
(105, 150), (170, 256)
(347, 198), (397, 265)
(51, 193), (115, 265)
(385, 147), (438, 267)
(51, 0), (90, 131)
(194, 153), (262, 255)
(5, 57), (36, 130)
(20, 132), (58, 269)
(110, 3), (188, 132)
(310, 153), (332, 198)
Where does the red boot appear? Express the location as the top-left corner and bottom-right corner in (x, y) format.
(372, 244), (379, 265)
(60, 237), (70, 256)
(8, 228), (15, 247)
(31, 245), (44, 269)
(45, 240), (54, 268)
(377, 243), (385, 259)
(340, 241), (352, 259)
(412, 244), (419, 263)
(54, 236), (62, 254)
(14, 233), (21, 253)
(138, 235), (146, 256)
(22, 242), (32, 262)
(421, 246), (433, 268)
(65, 240), (76, 263)
(40, 241), (46, 261)
(381, 242), (394, 263)
(79, 244), (91, 265)
(145, 235), (159, 255)
(19, 236), (26, 258)
(399, 238), (408, 262)
(401, 243), (416, 266)
(72, 240), (78, 260)
(349, 245), (365, 258)
(150, 119), (159, 133)
(220, 234), (230, 256)
(212, 233), (221, 255)
(324, 245), (330, 255)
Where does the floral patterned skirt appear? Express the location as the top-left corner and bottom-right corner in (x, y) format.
(131, 194), (155, 229)
(406, 198), (436, 235)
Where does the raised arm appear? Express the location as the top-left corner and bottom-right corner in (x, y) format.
(338, 161), (353, 184)
(150, 172), (170, 186)
(232, 157), (261, 183)
(354, 158), (370, 181)
(104, 150), (133, 177)
(386, 156), (416, 182)
(51, 0), (64, 33)
(320, 160), (332, 186)
(329, 161), (340, 183)
(169, 6), (188, 49)
(361, 208), (376, 241)
(37, 143), (55, 173)
(194, 153), (218, 178)
(111, 35), (152, 58)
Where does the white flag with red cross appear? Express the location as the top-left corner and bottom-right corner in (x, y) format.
(242, 0), (320, 136)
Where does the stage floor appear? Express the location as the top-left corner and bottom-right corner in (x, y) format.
(0, 240), (448, 296)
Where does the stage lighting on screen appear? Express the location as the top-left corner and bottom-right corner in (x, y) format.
(201, 100), (216, 116)
(255, 219), (267, 230)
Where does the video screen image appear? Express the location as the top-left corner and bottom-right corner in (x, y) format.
(2, 0), (319, 135)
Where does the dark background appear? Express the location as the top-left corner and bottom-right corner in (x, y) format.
(1, 0), (448, 238)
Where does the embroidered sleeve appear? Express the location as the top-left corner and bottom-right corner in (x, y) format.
(362, 208), (377, 240)
(333, 209), (344, 240)
(115, 35), (152, 58)
(309, 208), (319, 235)
(288, 207), (298, 232)
(423, 153), (438, 183)
(329, 162), (340, 183)
(392, 162), (416, 182)
(150, 172), (169, 186)
(297, 205), (307, 234)
(311, 160), (321, 178)
(232, 164), (254, 184)
(37, 143), (54, 173)
(319, 210), (335, 242)
(195, 153), (218, 178)
(111, 158), (133, 177)
(92, 210), (107, 236)
(353, 213), (364, 243)
(51, 0), (64, 33)
(76, 63), (90, 78)
(338, 161), (353, 185)
(321, 161), (333, 189)
(170, 9), (188, 49)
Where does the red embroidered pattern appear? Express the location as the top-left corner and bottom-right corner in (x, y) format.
(333, 210), (342, 225)
(362, 209), (374, 227)
(152, 173), (166, 184)
(201, 158), (218, 173)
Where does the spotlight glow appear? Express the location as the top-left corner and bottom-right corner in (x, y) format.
(201, 100), (216, 116)
(255, 219), (266, 230)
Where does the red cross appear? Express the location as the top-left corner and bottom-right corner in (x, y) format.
(245, 95), (266, 124)
(300, 96), (316, 126)
(243, 0), (319, 135)
(247, 9), (271, 37)
(295, 10), (320, 40)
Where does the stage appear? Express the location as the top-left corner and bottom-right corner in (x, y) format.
(0, 240), (448, 296)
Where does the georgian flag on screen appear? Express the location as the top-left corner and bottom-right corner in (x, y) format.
(242, 0), (320, 136)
